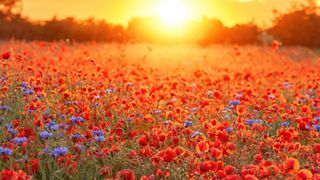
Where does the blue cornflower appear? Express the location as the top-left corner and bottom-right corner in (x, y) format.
(229, 100), (240, 106)
(8, 128), (16, 135)
(21, 82), (30, 88)
(20, 82), (31, 91)
(313, 125), (320, 131)
(21, 87), (27, 92)
(5, 124), (15, 134)
(58, 124), (68, 130)
(76, 144), (85, 151)
(51, 147), (68, 157)
(65, 101), (72, 105)
(245, 119), (263, 125)
(95, 135), (105, 142)
(37, 94), (45, 99)
(191, 131), (202, 138)
(92, 130), (104, 136)
(314, 117), (320, 121)
(224, 127), (234, 132)
(39, 131), (53, 140)
(305, 125), (311, 130)
(0, 146), (12, 155)
(42, 147), (50, 154)
(281, 122), (290, 127)
(184, 121), (193, 127)
(23, 89), (35, 96)
(245, 120), (255, 125)
(13, 137), (28, 144)
(126, 117), (134, 121)
(58, 114), (67, 119)
(27, 109), (35, 113)
(0, 105), (11, 111)
(47, 122), (59, 131)
(72, 133), (81, 140)
(57, 133), (64, 138)
(5, 124), (12, 129)
(191, 107), (199, 111)
(70, 116), (84, 124)
(47, 121), (55, 127)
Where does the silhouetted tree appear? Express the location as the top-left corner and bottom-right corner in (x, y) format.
(198, 17), (228, 46)
(0, 0), (21, 18)
(269, 0), (320, 47)
(198, 18), (260, 46)
(226, 24), (260, 45)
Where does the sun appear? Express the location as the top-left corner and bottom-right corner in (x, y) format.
(157, 0), (188, 27)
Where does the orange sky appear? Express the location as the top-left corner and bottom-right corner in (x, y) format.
(22, 0), (312, 26)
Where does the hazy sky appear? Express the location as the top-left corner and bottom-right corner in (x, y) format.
(22, 0), (311, 26)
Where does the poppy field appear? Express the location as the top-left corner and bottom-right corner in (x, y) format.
(0, 42), (320, 179)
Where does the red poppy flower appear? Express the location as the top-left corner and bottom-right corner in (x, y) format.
(138, 135), (149, 146)
(199, 161), (211, 172)
(1, 169), (31, 180)
(296, 169), (313, 180)
(99, 166), (111, 175)
(116, 169), (135, 180)
(159, 147), (176, 163)
(155, 169), (170, 178)
(210, 148), (222, 159)
(1, 52), (11, 60)
(196, 141), (209, 154)
(283, 158), (300, 174)
(244, 174), (259, 180)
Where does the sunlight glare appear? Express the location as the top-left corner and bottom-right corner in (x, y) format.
(157, 0), (188, 27)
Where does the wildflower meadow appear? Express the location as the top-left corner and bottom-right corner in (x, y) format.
(0, 42), (320, 179)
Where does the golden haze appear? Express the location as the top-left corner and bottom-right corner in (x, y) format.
(22, 0), (309, 26)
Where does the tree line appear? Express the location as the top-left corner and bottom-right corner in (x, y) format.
(0, 0), (319, 47)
